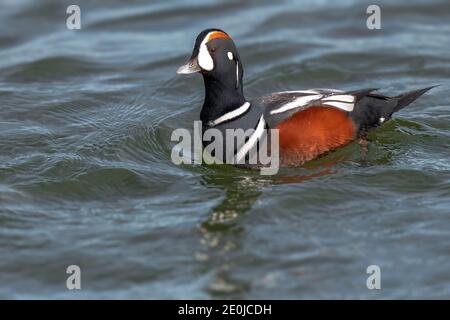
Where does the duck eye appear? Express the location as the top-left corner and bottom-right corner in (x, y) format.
(209, 47), (216, 53)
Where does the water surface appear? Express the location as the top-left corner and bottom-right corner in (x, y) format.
(0, 0), (449, 299)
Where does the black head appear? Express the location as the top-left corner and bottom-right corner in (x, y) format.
(178, 29), (246, 123)
(177, 28), (243, 89)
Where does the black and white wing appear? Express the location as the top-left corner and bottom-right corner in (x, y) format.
(254, 88), (377, 128)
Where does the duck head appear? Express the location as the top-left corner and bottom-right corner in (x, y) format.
(177, 29), (246, 122)
(177, 29), (242, 84)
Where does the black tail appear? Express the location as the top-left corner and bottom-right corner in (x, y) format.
(350, 86), (436, 133)
(393, 86), (437, 112)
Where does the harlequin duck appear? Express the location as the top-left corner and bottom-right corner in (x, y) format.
(177, 28), (434, 167)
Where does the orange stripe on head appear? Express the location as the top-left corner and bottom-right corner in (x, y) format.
(207, 31), (231, 42)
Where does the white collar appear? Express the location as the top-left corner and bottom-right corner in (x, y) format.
(208, 102), (251, 126)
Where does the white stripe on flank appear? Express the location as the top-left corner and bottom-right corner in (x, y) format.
(270, 94), (322, 115)
(209, 102), (251, 126)
(235, 115), (266, 163)
(322, 95), (354, 103)
(323, 101), (354, 112)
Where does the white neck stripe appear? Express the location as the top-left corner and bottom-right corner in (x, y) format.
(236, 62), (239, 89)
(209, 102), (251, 126)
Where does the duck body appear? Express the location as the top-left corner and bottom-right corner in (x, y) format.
(177, 29), (433, 167)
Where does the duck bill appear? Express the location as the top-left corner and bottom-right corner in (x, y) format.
(177, 57), (201, 74)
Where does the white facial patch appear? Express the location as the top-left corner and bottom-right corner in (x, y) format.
(198, 34), (214, 71)
(227, 52), (233, 60)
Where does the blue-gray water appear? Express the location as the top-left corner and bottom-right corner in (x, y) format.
(0, 0), (449, 299)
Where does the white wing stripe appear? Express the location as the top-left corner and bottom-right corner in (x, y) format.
(323, 101), (354, 112)
(277, 90), (320, 94)
(209, 102), (251, 126)
(277, 89), (344, 94)
(270, 94), (322, 115)
(312, 88), (344, 93)
(322, 95), (354, 103)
